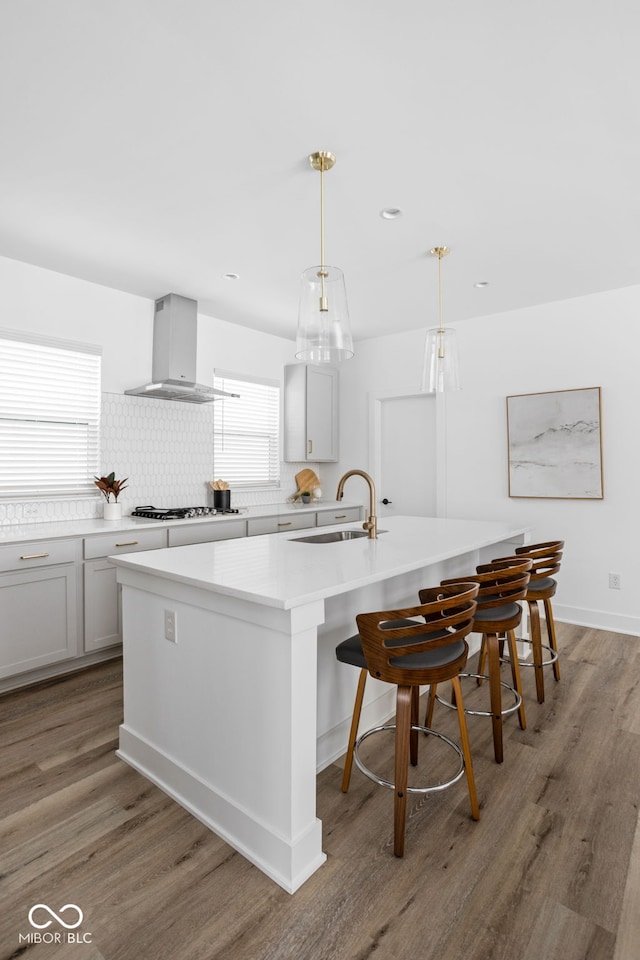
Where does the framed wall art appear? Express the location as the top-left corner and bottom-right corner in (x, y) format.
(506, 386), (603, 499)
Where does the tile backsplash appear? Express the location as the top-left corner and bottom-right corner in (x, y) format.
(0, 392), (324, 525)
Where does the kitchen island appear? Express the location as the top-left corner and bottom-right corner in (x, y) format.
(112, 515), (528, 893)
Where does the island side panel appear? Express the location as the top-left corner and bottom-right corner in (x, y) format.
(116, 568), (327, 893)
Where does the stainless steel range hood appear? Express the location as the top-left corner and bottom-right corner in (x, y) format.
(125, 294), (239, 403)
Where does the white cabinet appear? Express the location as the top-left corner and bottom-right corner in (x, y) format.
(247, 514), (315, 537)
(1, 503), (364, 690)
(283, 364), (338, 462)
(0, 539), (79, 679)
(84, 559), (121, 652)
(168, 520), (245, 547)
(83, 528), (167, 652)
(316, 507), (362, 526)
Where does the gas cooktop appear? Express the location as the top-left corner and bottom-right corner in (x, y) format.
(131, 505), (240, 520)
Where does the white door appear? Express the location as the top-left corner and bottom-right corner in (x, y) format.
(378, 394), (437, 518)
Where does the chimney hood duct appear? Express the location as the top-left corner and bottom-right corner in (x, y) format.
(125, 294), (239, 403)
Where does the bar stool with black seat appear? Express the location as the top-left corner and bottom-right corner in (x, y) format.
(336, 583), (480, 857)
(426, 558), (532, 765)
(490, 540), (564, 703)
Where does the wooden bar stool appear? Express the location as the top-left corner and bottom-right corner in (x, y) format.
(336, 583), (479, 857)
(426, 558), (532, 764)
(492, 540), (564, 703)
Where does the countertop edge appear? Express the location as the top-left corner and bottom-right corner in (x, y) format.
(112, 517), (531, 611)
(0, 500), (362, 545)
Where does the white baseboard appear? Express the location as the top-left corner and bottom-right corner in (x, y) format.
(553, 603), (640, 637)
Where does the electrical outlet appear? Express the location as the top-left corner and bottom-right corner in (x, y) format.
(609, 572), (621, 590)
(164, 609), (178, 642)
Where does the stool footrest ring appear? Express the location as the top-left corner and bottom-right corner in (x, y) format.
(354, 723), (465, 794)
(501, 639), (558, 668)
(435, 673), (522, 718)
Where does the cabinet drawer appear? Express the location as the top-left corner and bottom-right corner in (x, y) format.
(247, 514), (316, 537)
(0, 538), (78, 573)
(84, 528), (167, 559)
(316, 507), (362, 526)
(168, 520), (245, 547)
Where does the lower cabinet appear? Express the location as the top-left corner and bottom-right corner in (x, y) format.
(0, 539), (79, 679)
(83, 523), (245, 651)
(83, 559), (121, 652)
(83, 528), (167, 652)
(247, 514), (315, 537)
(316, 507), (362, 526)
(3, 506), (361, 687)
(168, 519), (245, 547)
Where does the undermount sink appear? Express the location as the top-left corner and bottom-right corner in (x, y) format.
(292, 529), (387, 544)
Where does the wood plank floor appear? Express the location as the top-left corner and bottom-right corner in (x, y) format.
(1, 623), (639, 960)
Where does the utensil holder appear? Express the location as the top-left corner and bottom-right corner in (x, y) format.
(213, 490), (231, 511)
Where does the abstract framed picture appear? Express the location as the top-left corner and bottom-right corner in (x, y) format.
(506, 387), (603, 499)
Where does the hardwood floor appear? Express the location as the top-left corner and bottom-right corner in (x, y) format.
(1, 623), (638, 960)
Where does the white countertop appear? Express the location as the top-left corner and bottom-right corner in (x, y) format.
(0, 500), (357, 545)
(112, 515), (528, 610)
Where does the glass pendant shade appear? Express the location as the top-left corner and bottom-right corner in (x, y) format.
(295, 265), (354, 363)
(421, 326), (460, 393)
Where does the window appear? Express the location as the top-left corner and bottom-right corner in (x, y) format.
(0, 329), (101, 498)
(213, 371), (280, 488)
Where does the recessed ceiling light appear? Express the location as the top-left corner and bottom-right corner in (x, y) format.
(380, 208), (403, 220)
(223, 273), (240, 281)
(474, 281), (489, 288)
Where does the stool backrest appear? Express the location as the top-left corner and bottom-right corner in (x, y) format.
(356, 583), (479, 686)
(515, 540), (563, 582)
(493, 541), (563, 584)
(439, 558), (532, 611)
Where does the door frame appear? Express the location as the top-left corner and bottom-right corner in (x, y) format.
(369, 389), (448, 518)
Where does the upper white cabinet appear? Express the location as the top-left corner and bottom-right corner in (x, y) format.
(283, 364), (338, 462)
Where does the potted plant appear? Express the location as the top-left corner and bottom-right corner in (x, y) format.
(94, 472), (128, 520)
(301, 491), (311, 504)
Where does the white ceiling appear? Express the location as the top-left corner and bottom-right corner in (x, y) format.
(1, 1), (639, 342)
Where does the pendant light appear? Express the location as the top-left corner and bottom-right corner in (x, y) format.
(421, 246), (460, 393)
(295, 151), (354, 363)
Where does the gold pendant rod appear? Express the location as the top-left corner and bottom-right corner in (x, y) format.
(310, 151), (335, 313)
(431, 246), (450, 359)
(320, 157), (325, 271)
(320, 158), (327, 309)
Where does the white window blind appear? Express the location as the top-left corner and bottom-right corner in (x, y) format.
(0, 329), (102, 498)
(213, 371), (280, 488)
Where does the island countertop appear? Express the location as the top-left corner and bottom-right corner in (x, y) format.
(111, 514), (529, 610)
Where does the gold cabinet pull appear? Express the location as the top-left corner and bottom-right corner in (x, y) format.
(308, 439), (313, 455)
(334, 514), (347, 519)
(20, 552), (50, 560)
(115, 540), (139, 547)
(277, 521), (293, 527)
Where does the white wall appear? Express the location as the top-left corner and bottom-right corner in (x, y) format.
(0, 254), (297, 393)
(336, 287), (640, 635)
(0, 255), (318, 522)
(0, 255), (152, 394)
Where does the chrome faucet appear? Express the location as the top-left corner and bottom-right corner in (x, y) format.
(336, 469), (378, 539)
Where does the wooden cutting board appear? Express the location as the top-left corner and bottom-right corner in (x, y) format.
(294, 468), (320, 498)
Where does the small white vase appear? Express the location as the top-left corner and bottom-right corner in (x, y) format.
(103, 502), (122, 521)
